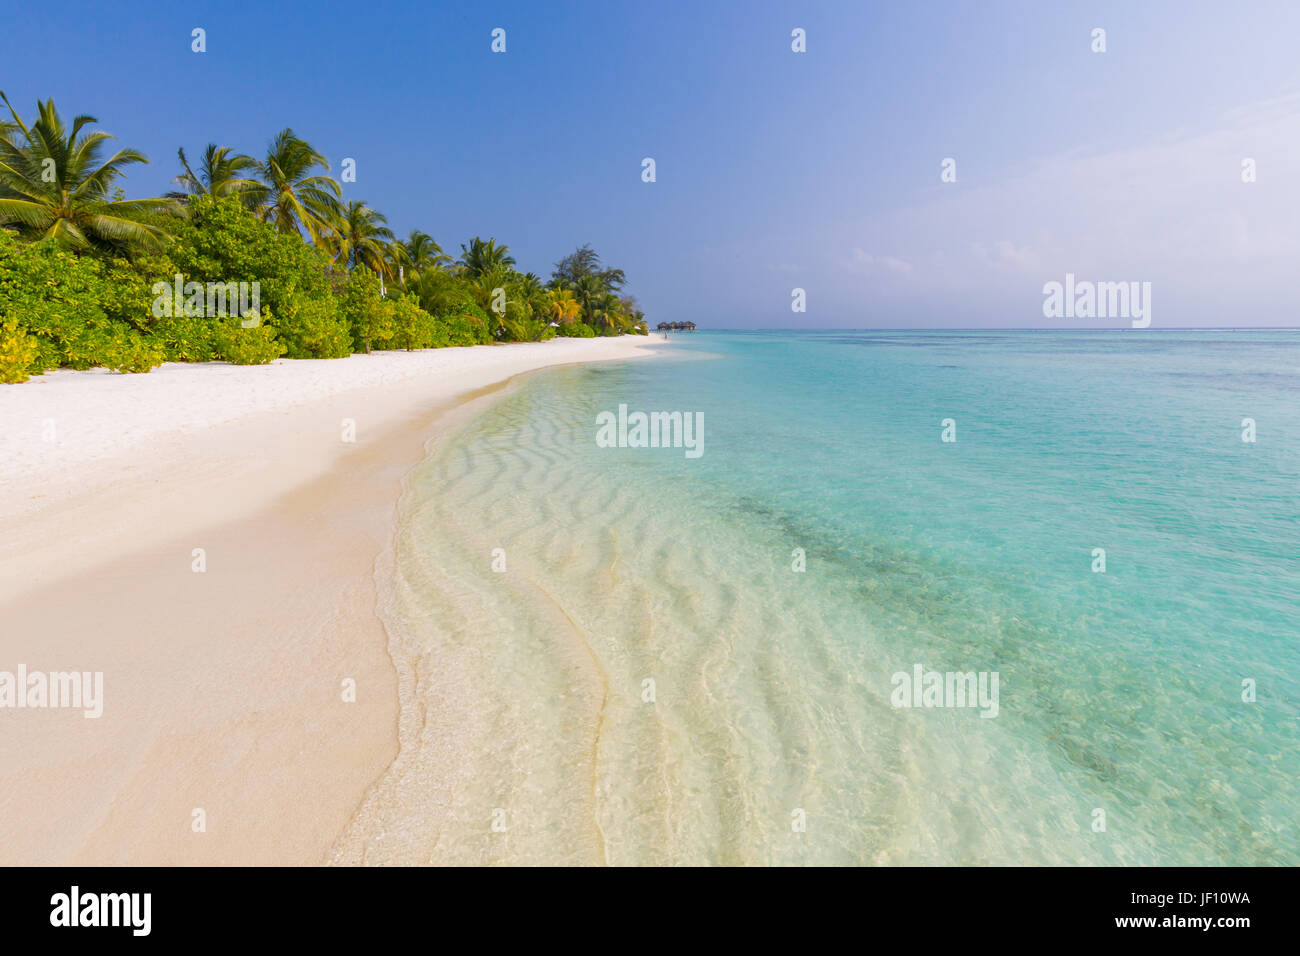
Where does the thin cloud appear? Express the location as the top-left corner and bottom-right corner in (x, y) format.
(849, 249), (914, 277)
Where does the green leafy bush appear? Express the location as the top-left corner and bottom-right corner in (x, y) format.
(557, 322), (597, 338)
(0, 231), (158, 374)
(271, 294), (351, 358)
(385, 295), (442, 350)
(101, 333), (166, 373)
(165, 197), (347, 358)
(211, 313), (286, 365)
(0, 317), (40, 383)
(338, 269), (394, 352)
(443, 303), (493, 346)
(151, 314), (218, 363)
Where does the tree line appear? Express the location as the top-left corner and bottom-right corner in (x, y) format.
(0, 94), (647, 382)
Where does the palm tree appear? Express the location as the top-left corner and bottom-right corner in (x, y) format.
(457, 236), (515, 277)
(511, 272), (550, 338)
(169, 144), (260, 204)
(391, 229), (450, 284)
(406, 230), (450, 271)
(589, 291), (627, 334)
(548, 287), (582, 325)
(327, 200), (394, 276)
(411, 266), (477, 317)
(467, 265), (515, 320)
(572, 274), (605, 326)
(552, 244), (626, 292)
(250, 128), (341, 242)
(0, 92), (174, 252)
(516, 271), (545, 311)
(622, 295), (647, 332)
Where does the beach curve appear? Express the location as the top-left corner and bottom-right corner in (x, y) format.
(0, 336), (663, 865)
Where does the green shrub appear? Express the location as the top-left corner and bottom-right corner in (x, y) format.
(100, 255), (169, 335)
(0, 232), (158, 374)
(461, 304), (495, 344)
(165, 197), (349, 359)
(557, 322), (597, 338)
(386, 295), (444, 350)
(211, 313), (286, 365)
(271, 294), (351, 358)
(0, 317), (40, 383)
(151, 314), (218, 362)
(101, 333), (165, 373)
(432, 308), (484, 347)
(338, 269), (394, 352)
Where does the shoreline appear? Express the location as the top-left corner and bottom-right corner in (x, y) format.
(0, 336), (663, 865)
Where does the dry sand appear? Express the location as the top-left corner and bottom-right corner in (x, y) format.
(0, 336), (660, 864)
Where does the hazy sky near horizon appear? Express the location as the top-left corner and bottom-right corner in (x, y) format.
(5, 0), (1300, 327)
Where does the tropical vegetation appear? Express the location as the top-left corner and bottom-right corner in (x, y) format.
(0, 95), (647, 383)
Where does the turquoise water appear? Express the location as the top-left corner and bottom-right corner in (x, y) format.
(341, 331), (1299, 865)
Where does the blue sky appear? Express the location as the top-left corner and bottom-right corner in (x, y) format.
(5, 0), (1300, 327)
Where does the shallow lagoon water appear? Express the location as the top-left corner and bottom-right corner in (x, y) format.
(352, 331), (1299, 865)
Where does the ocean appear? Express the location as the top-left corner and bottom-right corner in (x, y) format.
(340, 330), (1300, 865)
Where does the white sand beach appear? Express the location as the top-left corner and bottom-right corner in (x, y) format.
(0, 336), (660, 865)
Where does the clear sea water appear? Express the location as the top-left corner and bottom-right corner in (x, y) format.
(340, 331), (1300, 866)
